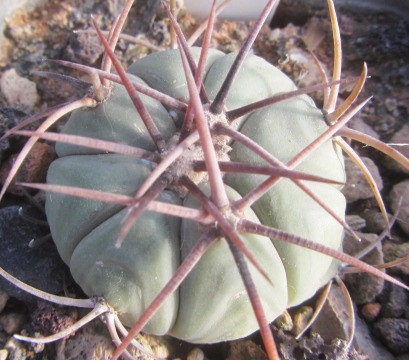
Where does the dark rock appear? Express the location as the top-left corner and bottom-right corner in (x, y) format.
(32, 301), (77, 336)
(65, 32), (104, 65)
(397, 355), (409, 360)
(0, 206), (70, 302)
(227, 340), (267, 360)
(0, 143), (55, 196)
(381, 283), (408, 318)
(373, 318), (409, 355)
(0, 288), (9, 313)
(0, 107), (27, 162)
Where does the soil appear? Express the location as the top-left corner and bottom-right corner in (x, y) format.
(0, 0), (408, 359)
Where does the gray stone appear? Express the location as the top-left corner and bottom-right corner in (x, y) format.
(0, 69), (39, 112)
(349, 118), (380, 140)
(56, 321), (115, 360)
(343, 157), (383, 203)
(389, 179), (409, 235)
(0, 206), (70, 302)
(383, 240), (409, 277)
(384, 97), (399, 116)
(277, 330), (367, 360)
(57, 320), (170, 360)
(353, 313), (395, 360)
(386, 124), (409, 174)
(310, 284), (350, 342)
(362, 209), (392, 234)
(343, 232), (385, 304)
(347, 214), (367, 231)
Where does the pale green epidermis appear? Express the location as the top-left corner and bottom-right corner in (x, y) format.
(70, 192), (181, 335)
(45, 154), (154, 263)
(170, 185), (287, 343)
(225, 98), (346, 306)
(127, 47), (225, 104)
(45, 47), (346, 342)
(46, 154), (181, 334)
(55, 75), (177, 157)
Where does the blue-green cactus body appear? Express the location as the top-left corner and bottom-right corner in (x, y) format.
(45, 47), (346, 343)
(225, 97), (345, 306)
(170, 185), (287, 343)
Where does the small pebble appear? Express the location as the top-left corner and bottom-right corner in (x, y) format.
(187, 348), (206, 360)
(384, 98), (399, 116)
(4, 336), (28, 360)
(310, 284), (350, 342)
(275, 310), (293, 332)
(361, 303), (381, 322)
(0, 312), (25, 334)
(389, 179), (409, 235)
(0, 349), (8, 360)
(0, 69), (39, 112)
(292, 306), (313, 336)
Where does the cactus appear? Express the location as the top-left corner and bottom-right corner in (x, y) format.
(0, 0), (408, 359)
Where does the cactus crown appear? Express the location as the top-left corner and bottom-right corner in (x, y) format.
(0, 1), (408, 360)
